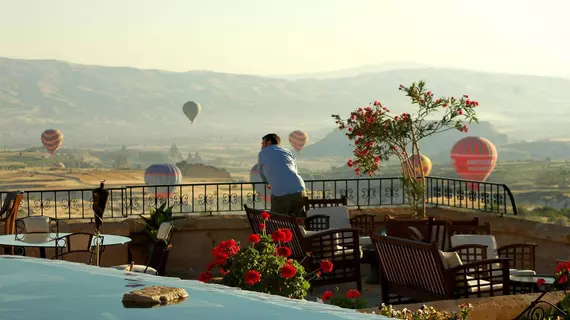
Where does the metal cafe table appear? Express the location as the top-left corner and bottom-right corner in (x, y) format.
(0, 233), (131, 258)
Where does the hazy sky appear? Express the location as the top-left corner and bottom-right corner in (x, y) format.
(1, 0), (568, 76)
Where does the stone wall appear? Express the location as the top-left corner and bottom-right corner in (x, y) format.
(360, 291), (566, 320)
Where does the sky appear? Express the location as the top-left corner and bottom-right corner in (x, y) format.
(0, 0), (569, 77)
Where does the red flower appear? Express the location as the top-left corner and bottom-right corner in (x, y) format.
(280, 264), (297, 279)
(280, 229), (293, 242)
(259, 223), (266, 230)
(316, 271), (322, 277)
(559, 274), (568, 284)
(346, 289), (361, 299)
(198, 271), (213, 283)
(220, 269), (228, 276)
(244, 270), (261, 285)
(214, 252), (229, 265)
(271, 230), (286, 243)
(320, 260), (334, 273)
(206, 262), (215, 271)
(260, 211), (270, 220)
(275, 246), (292, 257)
(536, 278), (546, 287)
(556, 261), (569, 273)
(248, 234), (260, 244)
(322, 291), (334, 301)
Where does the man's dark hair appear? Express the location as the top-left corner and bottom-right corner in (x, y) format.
(262, 133), (281, 145)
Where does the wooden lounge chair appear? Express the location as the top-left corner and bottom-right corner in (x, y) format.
(244, 205), (362, 291)
(371, 233), (510, 304)
(448, 222), (537, 276)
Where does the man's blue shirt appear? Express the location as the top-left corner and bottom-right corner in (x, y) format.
(257, 145), (306, 197)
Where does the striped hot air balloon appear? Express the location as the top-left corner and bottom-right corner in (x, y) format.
(249, 164), (271, 204)
(288, 130), (309, 152)
(450, 137), (498, 190)
(41, 129), (63, 158)
(144, 164), (183, 198)
(405, 154), (432, 177)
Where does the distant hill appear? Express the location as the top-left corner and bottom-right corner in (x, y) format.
(2, 57), (570, 148)
(274, 62), (430, 80)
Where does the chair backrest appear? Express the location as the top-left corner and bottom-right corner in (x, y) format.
(156, 222), (174, 243)
(306, 205), (351, 229)
(450, 233), (498, 260)
(304, 214), (330, 231)
(350, 214), (376, 236)
(244, 205), (305, 259)
(448, 221), (491, 236)
(303, 196), (347, 212)
(385, 216), (435, 242)
(15, 216), (59, 235)
(53, 232), (104, 265)
(371, 233), (449, 299)
(1, 192), (23, 235)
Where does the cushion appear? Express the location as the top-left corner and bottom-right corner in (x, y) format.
(359, 236), (372, 247)
(460, 276), (504, 293)
(110, 264), (158, 275)
(450, 234), (498, 260)
(438, 250), (463, 269)
(510, 269), (536, 276)
(408, 227), (425, 241)
(306, 206), (351, 229)
(23, 216), (50, 233)
(156, 222), (173, 241)
(318, 246), (363, 261)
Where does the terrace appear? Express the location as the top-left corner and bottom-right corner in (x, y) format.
(0, 176), (567, 319)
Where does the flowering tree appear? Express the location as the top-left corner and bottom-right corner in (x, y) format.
(332, 81), (479, 218)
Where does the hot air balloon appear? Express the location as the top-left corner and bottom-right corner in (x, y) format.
(182, 101), (201, 124)
(288, 130), (309, 152)
(249, 164), (271, 204)
(405, 154), (433, 178)
(450, 137), (498, 190)
(41, 129), (63, 158)
(144, 164), (183, 198)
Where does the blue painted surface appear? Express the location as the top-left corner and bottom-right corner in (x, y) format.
(0, 256), (392, 320)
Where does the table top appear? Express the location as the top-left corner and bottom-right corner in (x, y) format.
(510, 274), (556, 284)
(0, 233), (131, 248)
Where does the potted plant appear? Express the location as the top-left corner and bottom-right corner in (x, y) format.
(198, 211), (334, 299)
(136, 202), (176, 274)
(319, 287), (368, 309)
(332, 81), (480, 218)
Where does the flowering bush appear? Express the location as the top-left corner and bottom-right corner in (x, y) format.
(332, 81), (479, 217)
(377, 303), (473, 319)
(320, 287), (367, 309)
(198, 211), (334, 299)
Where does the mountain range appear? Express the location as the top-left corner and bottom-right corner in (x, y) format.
(1, 57), (570, 149)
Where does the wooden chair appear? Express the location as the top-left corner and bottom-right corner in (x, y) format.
(448, 222), (538, 276)
(371, 233), (510, 304)
(303, 196), (376, 236)
(0, 191), (24, 255)
(244, 205), (362, 291)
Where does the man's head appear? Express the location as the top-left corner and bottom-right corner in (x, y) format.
(261, 133), (280, 148)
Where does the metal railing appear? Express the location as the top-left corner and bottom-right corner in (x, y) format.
(0, 177), (517, 220)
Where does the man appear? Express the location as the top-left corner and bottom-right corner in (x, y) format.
(258, 133), (307, 217)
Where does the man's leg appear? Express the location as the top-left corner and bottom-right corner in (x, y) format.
(271, 195), (291, 215)
(289, 191), (308, 218)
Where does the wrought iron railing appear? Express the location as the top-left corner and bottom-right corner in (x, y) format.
(0, 177), (517, 220)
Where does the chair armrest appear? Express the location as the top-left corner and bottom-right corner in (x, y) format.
(497, 243), (537, 271)
(349, 214), (376, 236)
(449, 244), (488, 264)
(448, 258), (510, 297)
